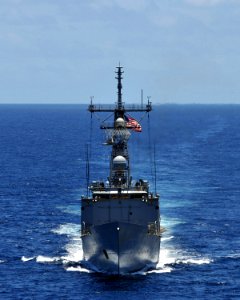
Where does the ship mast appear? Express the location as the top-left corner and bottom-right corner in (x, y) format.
(88, 65), (152, 114)
(88, 65), (153, 188)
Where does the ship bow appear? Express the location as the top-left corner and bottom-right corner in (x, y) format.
(82, 221), (160, 274)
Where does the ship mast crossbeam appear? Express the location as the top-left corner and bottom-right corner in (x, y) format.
(88, 103), (152, 113)
(89, 66), (152, 114)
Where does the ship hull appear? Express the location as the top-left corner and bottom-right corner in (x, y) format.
(82, 221), (160, 274)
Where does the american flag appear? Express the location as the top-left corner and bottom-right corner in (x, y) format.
(124, 115), (142, 132)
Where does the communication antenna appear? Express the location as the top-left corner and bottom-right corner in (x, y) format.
(90, 96), (94, 119)
(86, 144), (90, 197)
(153, 143), (157, 195)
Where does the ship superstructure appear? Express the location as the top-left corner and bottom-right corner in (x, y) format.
(81, 66), (162, 274)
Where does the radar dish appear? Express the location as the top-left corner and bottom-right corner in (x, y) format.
(115, 117), (125, 128)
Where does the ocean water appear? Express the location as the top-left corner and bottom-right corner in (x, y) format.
(0, 104), (240, 299)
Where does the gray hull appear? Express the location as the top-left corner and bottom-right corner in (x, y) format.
(82, 221), (160, 274)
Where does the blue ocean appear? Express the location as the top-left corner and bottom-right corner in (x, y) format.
(0, 104), (239, 299)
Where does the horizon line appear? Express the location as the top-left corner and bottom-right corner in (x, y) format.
(0, 102), (240, 106)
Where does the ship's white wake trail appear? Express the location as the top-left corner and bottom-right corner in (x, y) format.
(145, 216), (213, 275)
(148, 240), (212, 275)
(21, 223), (90, 273)
(52, 223), (84, 263)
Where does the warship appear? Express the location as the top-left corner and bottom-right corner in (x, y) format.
(81, 66), (162, 274)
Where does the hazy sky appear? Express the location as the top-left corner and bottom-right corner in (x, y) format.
(0, 0), (240, 104)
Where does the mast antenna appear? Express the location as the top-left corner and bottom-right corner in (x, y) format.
(115, 65), (124, 110)
(85, 144), (90, 197)
(154, 143), (157, 195)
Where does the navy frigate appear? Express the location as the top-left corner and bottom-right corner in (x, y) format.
(81, 66), (162, 274)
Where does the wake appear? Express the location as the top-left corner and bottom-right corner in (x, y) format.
(21, 222), (212, 275)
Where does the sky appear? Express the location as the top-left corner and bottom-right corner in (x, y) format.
(0, 0), (240, 104)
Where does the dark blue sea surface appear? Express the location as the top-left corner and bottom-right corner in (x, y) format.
(0, 104), (240, 299)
